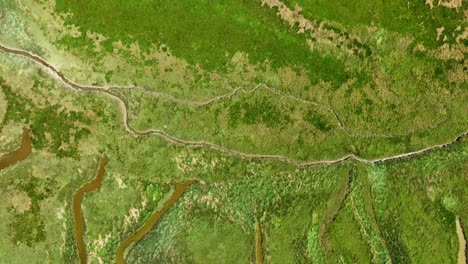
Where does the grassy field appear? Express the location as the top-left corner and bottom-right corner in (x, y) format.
(0, 49), (466, 263)
(0, 0), (466, 263)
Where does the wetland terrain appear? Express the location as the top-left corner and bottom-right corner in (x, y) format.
(0, 0), (466, 263)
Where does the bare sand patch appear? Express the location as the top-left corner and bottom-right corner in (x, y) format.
(438, 0), (463, 10)
(86, 31), (108, 53)
(430, 43), (466, 61)
(261, 0), (355, 54)
(455, 27), (468, 44)
(436, 27), (445, 41)
(115, 175), (128, 189)
(426, 0), (435, 9)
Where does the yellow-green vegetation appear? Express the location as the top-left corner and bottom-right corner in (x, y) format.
(0, 0), (466, 263)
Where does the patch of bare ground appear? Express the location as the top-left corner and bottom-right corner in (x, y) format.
(438, 0), (463, 11)
(431, 43), (465, 61)
(20, 0), (81, 41)
(426, 0), (464, 11)
(114, 175), (128, 189)
(86, 31), (108, 53)
(426, 0), (435, 9)
(122, 192), (148, 233)
(436, 27), (446, 41)
(260, 0), (363, 55)
(455, 25), (468, 44)
(90, 232), (111, 264)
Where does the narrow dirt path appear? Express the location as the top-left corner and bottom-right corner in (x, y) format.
(72, 156), (109, 264)
(0, 128), (32, 170)
(114, 179), (197, 264)
(0, 44), (466, 168)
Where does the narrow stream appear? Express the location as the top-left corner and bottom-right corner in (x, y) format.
(1, 44), (466, 167)
(0, 128), (32, 170)
(72, 157), (109, 264)
(114, 179), (197, 264)
(256, 222), (264, 264)
(456, 218), (466, 264)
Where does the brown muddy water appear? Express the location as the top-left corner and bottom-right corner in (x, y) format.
(456, 218), (466, 264)
(114, 179), (197, 264)
(72, 157), (109, 264)
(0, 128), (32, 170)
(256, 222), (264, 264)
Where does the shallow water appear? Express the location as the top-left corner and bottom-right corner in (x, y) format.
(72, 157), (109, 264)
(0, 128), (32, 170)
(114, 179), (197, 264)
(456, 218), (466, 264)
(256, 222), (264, 264)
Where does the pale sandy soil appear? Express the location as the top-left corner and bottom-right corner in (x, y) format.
(426, 0), (435, 9)
(260, 0), (353, 54)
(438, 0), (463, 10)
(427, 0), (464, 10)
(436, 27), (445, 41)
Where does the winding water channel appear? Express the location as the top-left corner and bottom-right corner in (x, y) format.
(0, 44), (466, 168)
(114, 179), (197, 264)
(71, 157), (109, 264)
(0, 128), (32, 170)
(456, 218), (467, 264)
(0, 43), (465, 264)
(255, 222), (264, 264)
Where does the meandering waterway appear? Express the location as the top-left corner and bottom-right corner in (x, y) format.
(71, 157), (109, 264)
(114, 179), (197, 264)
(256, 222), (264, 264)
(456, 218), (466, 264)
(0, 128), (32, 170)
(0, 44), (466, 168)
